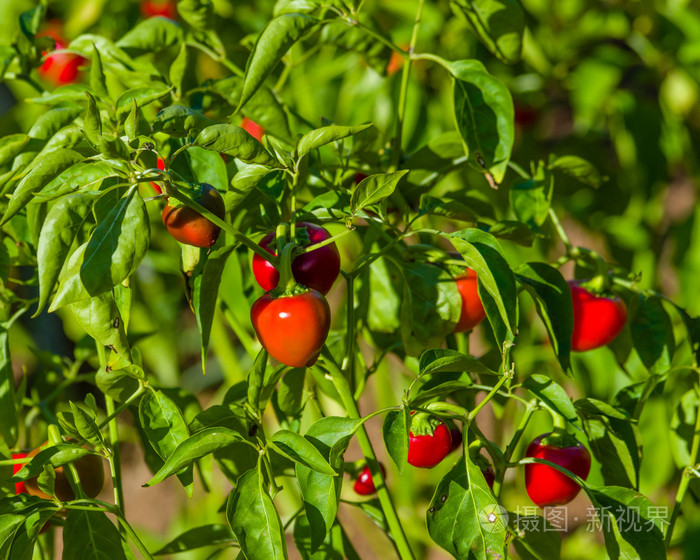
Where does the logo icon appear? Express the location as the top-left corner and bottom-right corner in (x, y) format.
(478, 505), (509, 533)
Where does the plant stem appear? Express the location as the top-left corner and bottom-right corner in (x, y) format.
(390, 0), (424, 171)
(548, 208), (572, 251)
(320, 347), (416, 560)
(494, 402), (536, 498)
(96, 344), (126, 517)
(467, 374), (510, 422)
(665, 383), (700, 549)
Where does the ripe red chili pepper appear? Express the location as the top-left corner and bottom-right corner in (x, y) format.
(250, 289), (331, 368)
(252, 223), (341, 295)
(408, 416), (452, 469)
(353, 463), (387, 496)
(162, 183), (226, 248)
(569, 281), (627, 351)
(525, 432), (591, 507)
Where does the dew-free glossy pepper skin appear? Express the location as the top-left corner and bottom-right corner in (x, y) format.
(250, 289), (331, 368)
(252, 223), (341, 295)
(525, 432), (591, 507)
(162, 183), (226, 248)
(12, 453), (28, 495)
(353, 463), (387, 496)
(407, 419), (452, 469)
(453, 268), (487, 333)
(568, 281), (627, 351)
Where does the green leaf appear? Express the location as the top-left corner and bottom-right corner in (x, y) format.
(145, 428), (248, 486)
(80, 189), (150, 296)
(115, 87), (171, 121)
(0, 320), (18, 447)
(382, 408), (410, 474)
(449, 228), (517, 344)
(169, 44), (190, 99)
(523, 374), (578, 423)
(63, 510), (128, 560)
(430, 57), (513, 184)
(226, 469), (288, 560)
(629, 294), (674, 375)
(510, 514), (562, 560)
(11, 444), (92, 481)
(516, 263), (573, 372)
(426, 452), (507, 558)
(350, 170), (408, 214)
(116, 16), (184, 57)
(153, 105), (215, 138)
(69, 292), (130, 357)
(139, 389), (192, 493)
(193, 246), (234, 373)
(298, 124), (372, 159)
(576, 398), (641, 489)
(68, 402), (106, 449)
(510, 177), (552, 230)
(95, 363), (144, 403)
(269, 430), (337, 476)
(399, 262), (461, 355)
(2, 149), (83, 224)
(83, 91), (102, 147)
(585, 486), (666, 560)
(294, 517), (360, 560)
(193, 124), (279, 167)
(89, 45), (108, 99)
(451, 0), (525, 64)
(419, 348), (496, 377)
(154, 524), (237, 555)
(0, 134), (30, 167)
(549, 155), (602, 188)
(239, 14), (318, 110)
(296, 416), (360, 552)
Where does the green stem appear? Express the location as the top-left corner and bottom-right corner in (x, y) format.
(296, 227), (356, 254)
(494, 402), (536, 498)
(96, 344), (126, 518)
(390, 0), (424, 171)
(320, 347), (415, 560)
(97, 385), (145, 430)
(186, 40), (244, 77)
(516, 457), (588, 489)
(548, 208), (572, 251)
(467, 374), (510, 422)
(665, 383), (700, 549)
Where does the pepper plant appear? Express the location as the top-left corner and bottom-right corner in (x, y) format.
(1, 1), (700, 559)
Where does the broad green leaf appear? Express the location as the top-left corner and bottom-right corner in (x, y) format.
(169, 44), (189, 99)
(11, 444), (92, 481)
(36, 193), (94, 315)
(115, 87), (171, 121)
(428, 56), (513, 184)
(629, 294), (674, 375)
(382, 408), (410, 473)
(298, 124), (372, 159)
(139, 389), (192, 493)
(419, 348), (496, 377)
(671, 388), (699, 470)
(95, 363), (144, 403)
(0, 134), (30, 167)
(68, 402), (106, 449)
(239, 14), (318, 110)
(426, 452), (506, 558)
(277, 368), (305, 416)
(269, 430), (336, 476)
(510, 177), (552, 230)
(576, 398), (641, 489)
(116, 16), (184, 57)
(294, 517), (360, 560)
(69, 292), (130, 357)
(68, 34), (158, 84)
(193, 246), (234, 373)
(400, 262), (462, 355)
(549, 155), (602, 188)
(193, 124), (279, 167)
(2, 149), (83, 224)
(449, 228), (517, 344)
(365, 254), (401, 334)
(63, 510), (127, 560)
(145, 428), (249, 486)
(154, 524), (237, 555)
(451, 0), (525, 64)
(153, 105), (215, 138)
(80, 189), (150, 296)
(510, 514), (562, 560)
(6, 507), (57, 560)
(516, 263), (573, 372)
(350, 170), (408, 214)
(226, 469), (287, 560)
(523, 374), (578, 423)
(296, 416), (361, 551)
(585, 486), (665, 560)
